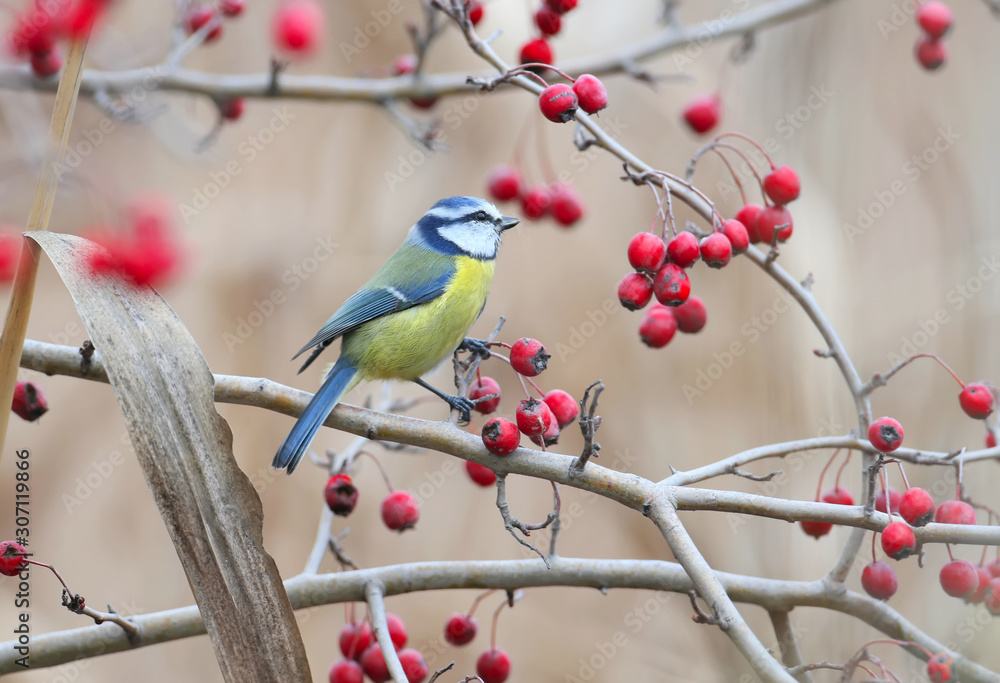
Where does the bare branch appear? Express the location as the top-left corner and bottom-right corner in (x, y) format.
(365, 582), (408, 683)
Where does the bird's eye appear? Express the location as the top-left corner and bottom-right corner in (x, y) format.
(474, 211), (488, 221)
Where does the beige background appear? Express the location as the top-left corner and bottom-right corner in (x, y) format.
(2, 0), (999, 681)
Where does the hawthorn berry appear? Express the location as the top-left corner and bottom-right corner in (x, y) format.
(988, 558), (1000, 577)
(86, 200), (182, 288)
(381, 491), (419, 531)
(397, 649), (428, 683)
(618, 272), (653, 311)
(487, 166), (522, 202)
(958, 382), (994, 419)
(682, 93), (720, 135)
(444, 614), (478, 646)
(0, 234), (18, 282)
(393, 54), (418, 75)
(545, 0), (577, 13)
(800, 518), (832, 539)
(519, 38), (553, 68)
(515, 398), (553, 437)
(861, 561), (898, 600)
(534, 6), (561, 35)
(987, 578), (1000, 615)
(0, 540), (27, 576)
(639, 307), (677, 348)
(538, 83), (578, 123)
(666, 231), (699, 268)
(273, 0), (324, 55)
(482, 417), (520, 456)
(935, 499), (975, 525)
(339, 621), (373, 659)
(898, 487), (935, 527)
(867, 416), (904, 453)
(465, 461), (497, 486)
(186, 6), (223, 41)
(219, 97), (245, 121)
(328, 658), (364, 683)
(468, 376), (502, 414)
(915, 37), (946, 70)
(762, 166), (801, 205)
(699, 233), (732, 269)
(476, 647), (511, 683)
(881, 521), (917, 560)
(652, 262), (691, 306)
(735, 204), (763, 243)
(572, 74), (607, 114)
(940, 559), (979, 598)
(521, 185), (551, 219)
(927, 653), (954, 683)
(875, 487), (901, 514)
(30, 49), (62, 78)
(466, 0), (484, 26)
(721, 219), (749, 254)
(673, 296), (706, 334)
(12, 381), (48, 422)
(543, 389), (579, 428)
(220, 0), (245, 17)
(917, 1), (953, 39)
(529, 412), (560, 447)
(754, 205), (793, 243)
(627, 232), (666, 273)
(324, 474), (359, 516)
(967, 565), (992, 603)
(987, 432), (997, 448)
(822, 486), (854, 506)
(359, 644), (390, 683)
(549, 183), (584, 226)
(510, 338), (549, 377)
(385, 613), (408, 649)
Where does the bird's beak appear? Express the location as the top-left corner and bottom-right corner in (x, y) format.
(500, 215), (520, 231)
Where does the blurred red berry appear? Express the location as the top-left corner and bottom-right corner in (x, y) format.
(397, 649), (427, 683)
(444, 614), (477, 646)
(67, 0), (111, 39)
(220, 0), (245, 17)
(935, 499), (975, 525)
(545, 0), (577, 13)
(381, 491), (419, 531)
(534, 7), (561, 35)
(324, 474), (359, 516)
(273, 0), (324, 55)
(682, 93), (720, 135)
(30, 48), (62, 78)
(967, 565), (992, 603)
(899, 487), (935, 527)
(673, 296), (706, 333)
(12, 381), (48, 421)
(762, 166), (801, 205)
(219, 97), (244, 121)
(572, 74), (607, 114)
(487, 165), (522, 202)
(519, 38), (553, 69)
(959, 382), (994, 419)
(465, 461), (496, 486)
(823, 486), (854, 506)
(476, 647), (511, 683)
(510, 338), (549, 376)
(627, 232), (666, 273)
(940, 559), (979, 598)
(800, 518), (832, 539)
(861, 561), (898, 600)
(917, 1), (953, 39)
(754, 205), (793, 243)
(466, 0), (484, 25)
(386, 613), (408, 650)
(186, 6), (223, 41)
(0, 234), (17, 282)
(617, 272), (653, 311)
(549, 183), (584, 226)
(875, 487), (902, 514)
(521, 185), (551, 219)
(328, 659), (364, 683)
(639, 307), (677, 348)
(721, 220), (749, 254)
(699, 233), (732, 268)
(339, 621), (373, 660)
(359, 644), (390, 683)
(915, 37), (946, 70)
(735, 204), (763, 243)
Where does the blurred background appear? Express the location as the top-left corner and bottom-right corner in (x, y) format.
(1, 0), (999, 680)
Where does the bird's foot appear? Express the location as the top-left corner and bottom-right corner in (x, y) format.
(459, 337), (492, 360)
(443, 393), (474, 426)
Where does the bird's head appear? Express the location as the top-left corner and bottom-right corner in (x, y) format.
(409, 196), (519, 260)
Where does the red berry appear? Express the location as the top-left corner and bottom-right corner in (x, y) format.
(482, 417), (520, 456)
(0, 540), (27, 577)
(800, 518), (832, 539)
(386, 613), (408, 650)
(735, 204), (763, 243)
(959, 382), (994, 419)
(861, 561), (898, 600)
(468, 376), (501, 414)
(967, 565), (992, 603)
(987, 578), (1000, 615)
(572, 74), (607, 114)
(927, 653), (954, 682)
(988, 559), (1000, 577)
(220, 0), (245, 17)
(673, 296), (706, 334)
(30, 48), (62, 78)
(359, 644), (390, 683)
(534, 7), (561, 35)
(940, 559), (980, 598)
(617, 272), (653, 311)
(682, 93), (720, 135)
(543, 389), (579, 428)
(935, 499), (975, 525)
(466, 0), (483, 26)
(652, 262), (690, 306)
(915, 37), (946, 70)
(538, 83), (578, 123)
(867, 416), (904, 452)
(12, 381), (48, 421)
(917, 1), (953, 39)
(754, 205), (793, 243)
(639, 307), (677, 349)
(186, 6), (223, 40)
(875, 487), (902, 514)
(762, 166), (801, 205)
(339, 621), (373, 659)
(407, 93), (439, 110)
(519, 38), (553, 68)
(699, 233), (732, 269)
(544, 0), (577, 13)
(328, 658), (364, 683)
(549, 183), (584, 226)
(465, 461), (496, 486)
(627, 232), (666, 273)
(822, 486), (854, 506)
(476, 647), (511, 683)
(521, 185), (551, 219)
(898, 487), (935, 527)
(393, 54), (417, 75)
(0, 234), (18, 282)
(273, 0), (324, 55)
(444, 614), (477, 646)
(721, 220), (749, 254)
(987, 432), (997, 448)
(510, 338), (549, 377)
(515, 398), (552, 437)
(397, 649), (427, 683)
(666, 231), (699, 268)
(881, 521), (917, 560)
(219, 97), (245, 121)
(381, 491), (419, 531)
(324, 474), (359, 516)
(487, 165), (522, 202)
(529, 409), (560, 447)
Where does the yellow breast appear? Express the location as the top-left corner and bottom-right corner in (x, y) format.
(343, 256), (496, 381)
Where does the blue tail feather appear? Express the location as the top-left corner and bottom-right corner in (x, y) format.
(273, 357), (357, 474)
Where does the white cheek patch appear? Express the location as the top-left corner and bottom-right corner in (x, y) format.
(438, 223), (500, 259)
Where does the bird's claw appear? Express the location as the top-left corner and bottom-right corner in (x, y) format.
(445, 394), (475, 425)
(459, 337), (491, 359)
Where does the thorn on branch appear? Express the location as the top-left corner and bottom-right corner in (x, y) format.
(687, 591), (720, 625)
(571, 381), (604, 476)
(79, 340), (95, 375)
(813, 348), (835, 358)
(800, 273), (814, 291)
(267, 58), (286, 97)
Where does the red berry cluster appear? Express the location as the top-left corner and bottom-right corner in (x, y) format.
(12, 381), (48, 422)
(330, 614), (429, 683)
(914, 1), (953, 71)
(7, 0), (114, 78)
(487, 166), (586, 227)
(518, 0), (579, 71)
(84, 197), (182, 288)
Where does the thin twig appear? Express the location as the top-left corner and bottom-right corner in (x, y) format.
(571, 380), (604, 475)
(365, 582), (408, 683)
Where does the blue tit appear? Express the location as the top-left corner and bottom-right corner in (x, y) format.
(273, 196), (519, 474)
